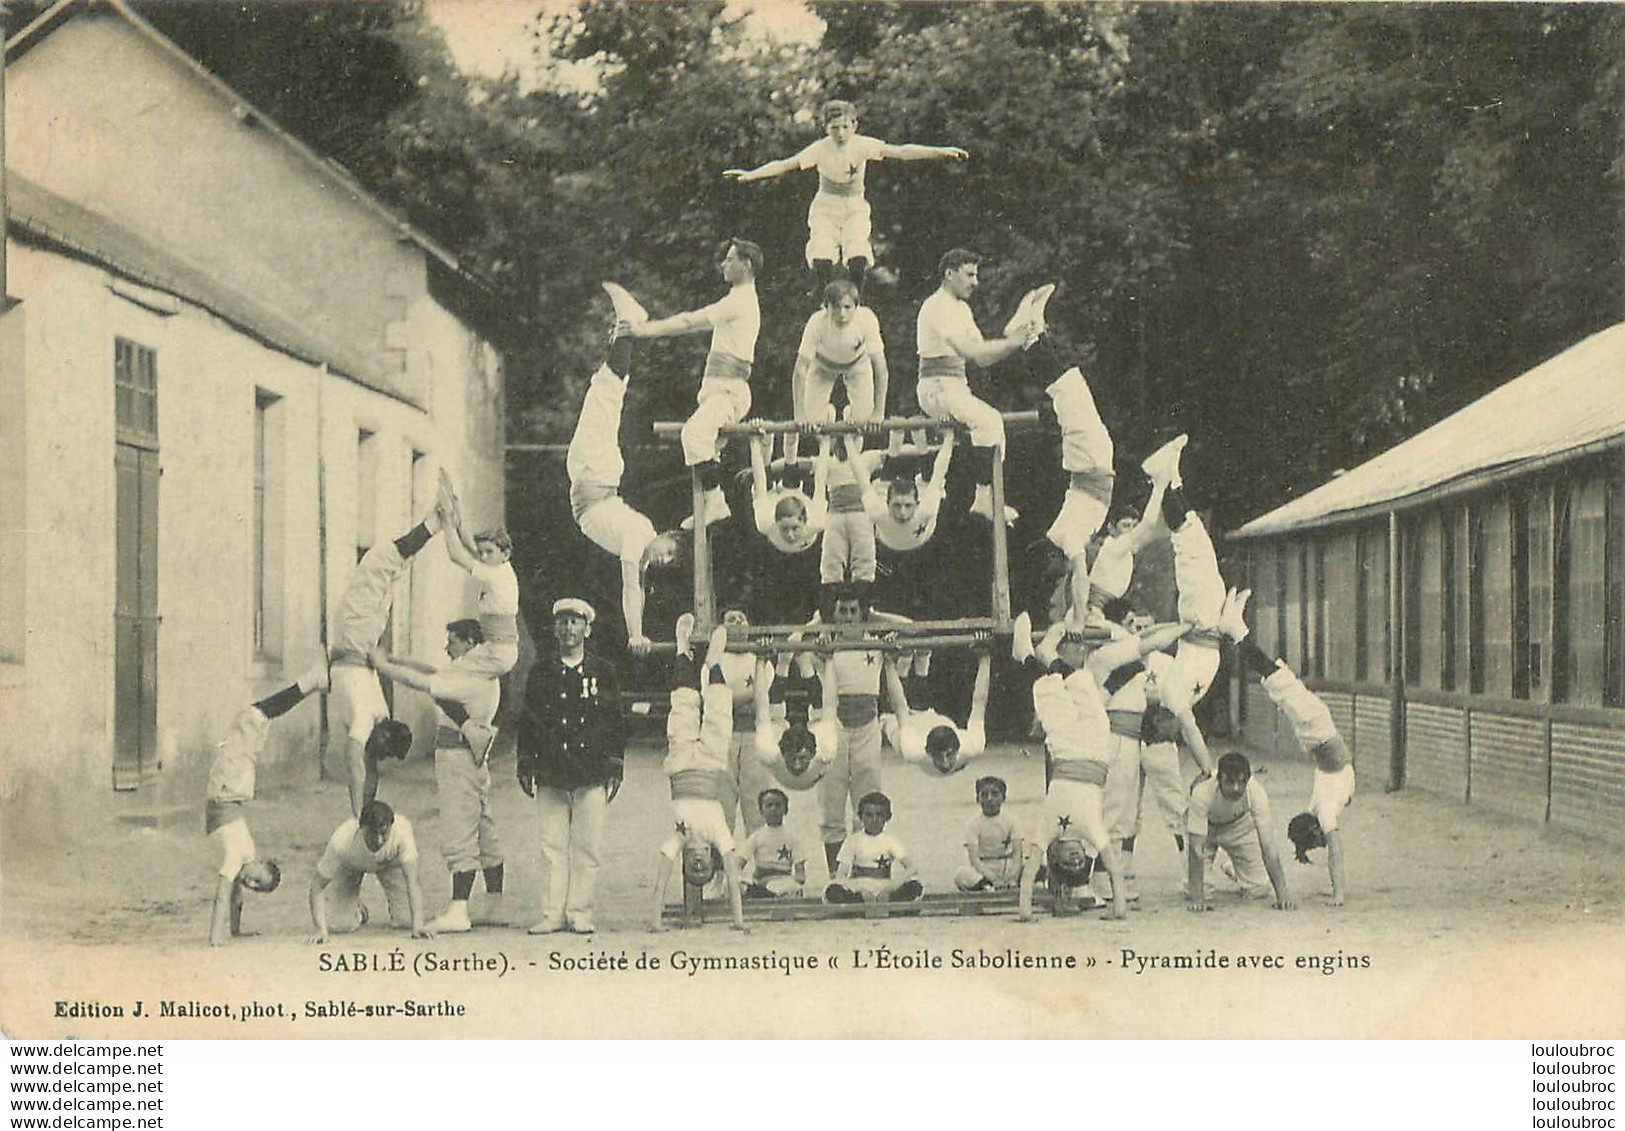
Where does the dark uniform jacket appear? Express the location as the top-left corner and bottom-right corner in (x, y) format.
(518, 652), (624, 791)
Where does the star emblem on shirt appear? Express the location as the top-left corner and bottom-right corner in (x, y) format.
(846, 162), (860, 179)
(864, 652), (879, 667)
(776, 845), (794, 863)
(912, 521), (929, 538)
(675, 821), (689, 837)
(876, 853), (892, 869)
(1001, 831), (1013, 849)
(1057, 814), (1073, 832)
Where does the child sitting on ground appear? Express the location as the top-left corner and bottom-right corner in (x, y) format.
(825, 791), (922, 903)
(735, 789), (809, 898)
(647, 621), (749, 933)
(954, 776), (1023, 892)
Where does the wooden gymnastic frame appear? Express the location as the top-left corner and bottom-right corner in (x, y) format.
(651, 411), (1039, 635)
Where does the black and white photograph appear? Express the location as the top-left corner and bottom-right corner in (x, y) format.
(1, 0), (1622, 1058)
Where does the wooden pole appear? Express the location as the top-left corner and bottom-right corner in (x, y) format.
(650, 411), (1040, 440)
(690, 467), (714, 631)
(989, 444), (1012, 629)
(722, 633), (991, 655)
(1387, 509), (1406, 791)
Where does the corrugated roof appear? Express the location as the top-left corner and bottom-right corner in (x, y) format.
(1232, 321), (1625, 539)
(6, 171), (418, 402)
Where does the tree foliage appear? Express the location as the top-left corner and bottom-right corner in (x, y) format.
(112, 1), (1624, 532)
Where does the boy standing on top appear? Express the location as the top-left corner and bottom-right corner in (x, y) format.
(725, 100), (968, 289)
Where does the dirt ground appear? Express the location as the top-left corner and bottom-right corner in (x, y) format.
(3, 731), (1623, 1039)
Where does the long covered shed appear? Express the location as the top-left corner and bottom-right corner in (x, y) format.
(1230, 322), (1625, 840)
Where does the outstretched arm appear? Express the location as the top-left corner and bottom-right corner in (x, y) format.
(722, 854), (750, 932)
(967, 651), (993, 730)
(875, 141), (969, 162)
(1136, 622), (1193, 657)
(1186, 835), (1210, 912)
(944, 322), (1038, 370)
(749, 433), (771, 503)
(368, 648), (434, 695)
(1176, 707), (1215, 777)
(648, 854), (675, 932)
(927, 429), (956, 485)
(1016, 844), (1041, 921)
(402, 859), (434, 937)
(209, 877), (235, 947)
(437, 472), (482, 572)
(1326, 830), (1347, 907)
(842, 433), (876, 485)
(1256, 815), (1296, 911)
(624, 560), (650, 656)
(307, 873), (333, 943)
(753, 656), (773, 732)
(825, 650), (838, 721)
(625, 309), (710, 340)
(881, 656), (912, 730)
(724, 151), (805, 183)
(869, 352), (890, 424)
(346, 740), (376, 818)
(809, 438), (831, 529)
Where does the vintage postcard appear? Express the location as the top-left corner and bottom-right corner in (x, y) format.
(2, 0), (1621, 1041)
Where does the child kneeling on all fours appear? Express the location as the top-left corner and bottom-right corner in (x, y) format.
(825, 792), (922, 903)
(955, 776), (1023, 892)
(647, 620), (749, 933)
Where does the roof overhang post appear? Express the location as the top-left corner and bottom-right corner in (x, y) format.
(1387, 509), (1406, 792)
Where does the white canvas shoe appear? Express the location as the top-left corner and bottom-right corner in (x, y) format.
(1140, 434), (1188, 487)
(601, 280), (648, 327)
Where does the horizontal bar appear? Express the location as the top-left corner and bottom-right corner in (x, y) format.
(651, 410), (1039, 439)
(744, 617), (998, 637)
(724, 633), (990, 655)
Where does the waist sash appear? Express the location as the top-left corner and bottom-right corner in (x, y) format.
(1050, 759), (1108, 786)
(1107, 709), (1143, 741)
(828, 483), (865, 513)
(918, 355), (967, 380)
(817, 175), (862, 198)
(669, 769), (725, 801)
(570, 482), (618, 523)
(478, 613), (519, 644)
(702, 353), (752, 382)
(1070, 468), (1116, 505)
(836, 694), (878, 729)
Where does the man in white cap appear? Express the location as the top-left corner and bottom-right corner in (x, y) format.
(368, 620), (502, 933)
(914, 248), (1048, 524)
(517, 597), (625, 935)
